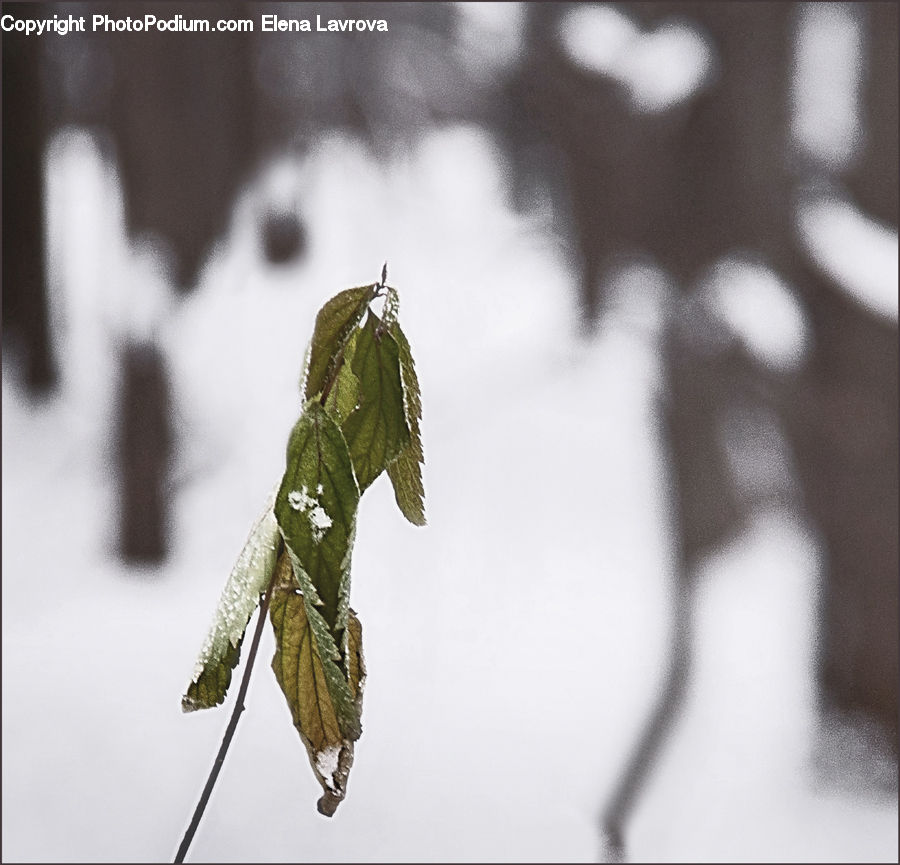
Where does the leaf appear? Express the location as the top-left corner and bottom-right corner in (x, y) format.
(323, 329), (360, 425)
(269, 552), (364, 816)
(386, 448), (426, 527)
(283, 545), (362, 740)
(304, 284), (377, 401)
(183, 639), (244, 713)
(346, 608), (366, 705)
(341, 313), (409, 492)
(275, 400), (360, 638)
(182, 492), (282, 711)
(382, 285), (400, 328)
(387, 321), (426, 525)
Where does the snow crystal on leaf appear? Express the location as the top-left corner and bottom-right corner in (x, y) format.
(288, 485), (317, 511)
(309, 505), (333, 535)
(286, 485), (333, 542)
(315, 745), (342, 792)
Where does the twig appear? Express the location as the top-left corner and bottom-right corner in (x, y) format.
(174, 567), (279, 863)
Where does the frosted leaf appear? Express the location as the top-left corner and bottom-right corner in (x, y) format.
(382, 286), (400, 328)
(298, 341), (312, 399)
(183, 489), (282, 710)
(275, 399), (362, 649)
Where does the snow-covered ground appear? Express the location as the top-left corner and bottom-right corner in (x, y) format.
(3, 122), (897, 863)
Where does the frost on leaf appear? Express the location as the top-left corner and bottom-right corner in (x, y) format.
(304, 284), (377, 402)
(341, 312), (409, 493)
(182, 491), (282, 711)
(276, 401), (360, 639)
(382, 285), (400, 328)
(269, 552), (365, 816)
(386, 320), (426, 526)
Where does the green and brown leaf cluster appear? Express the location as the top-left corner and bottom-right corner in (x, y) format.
(182, 275), (424, 816)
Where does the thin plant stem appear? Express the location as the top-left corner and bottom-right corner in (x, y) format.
(174, 567), (279, 863)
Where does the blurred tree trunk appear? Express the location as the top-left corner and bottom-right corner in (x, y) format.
(116, 340), (172, 563)
(846, 2), (898, 227)
(99, 2), (255, 562)
(635, 0), (899, 754)
(104, 1), (256, 290)
(508, 2), (689, 325)
(509, 1), (793, 561)
(507, 2), (897, 854)
(781, 261), (898, 743)
(546, 0), (899, 748)
(507, 5), (788, 854)
(782, 1), (898, 743)
(629, 1), (796, 280)
(2, 12), (57, 393)
(636, 0), (796, 558)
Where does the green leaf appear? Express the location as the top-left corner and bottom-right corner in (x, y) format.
(341, 313), (409, 492)
(346, 607), (366, 705)
(182, 493), (282, 711)
(182, 638), (244, 713)
(269, 552), (364, 816)
(275, 401), (359, 638)
(181, 276), (424, 821)
(387, 321), (426, 526)
(304, 284), (377, 401)
(382, 285), (400, 328)
(323, 329), (360, 425)
(283, 545), (362, 740)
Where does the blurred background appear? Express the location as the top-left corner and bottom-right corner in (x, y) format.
(2, 1), (897, 861)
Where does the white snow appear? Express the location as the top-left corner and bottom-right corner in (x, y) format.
(309, 506), (333, 535)
(287, 486), (334, 542)
(288, 487), (315, 512)
(315, 745), (342, 792)
(2, 112), (896, 865)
